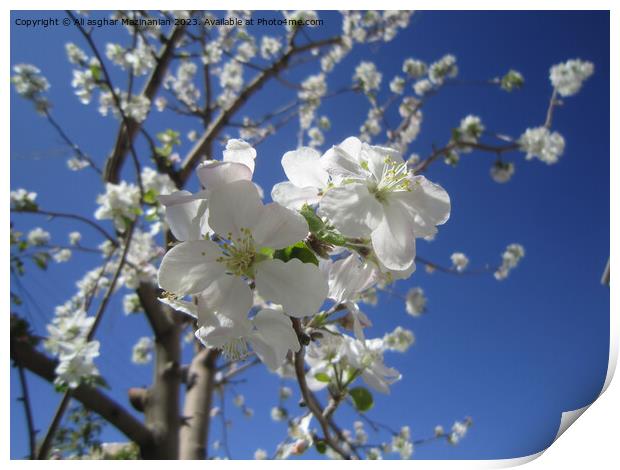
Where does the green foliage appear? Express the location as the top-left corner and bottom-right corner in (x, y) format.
(349, 387), (374, 412)
(51, 404), (104, 459)
(274, 241), (319, 266)
(500, 69), (524, 92)
(314, 372), (331, 383)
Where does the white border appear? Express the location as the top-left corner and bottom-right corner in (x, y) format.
(2, 2), (616, 467)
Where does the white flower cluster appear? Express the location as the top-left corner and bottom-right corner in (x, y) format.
(218, 61), (244, 108)
(164, 62), (201, 111)
(132, 336), (153, 364)
(448, 418), (472, 444)
(450, 252), (469, 272)
(519, 127), (565, 165)
(155, 137), (449, 383)
(490, 161), (515, 184)
(106, 37), (156, 76)
(10, 188), (38, 210)
(410, 54), (458, 97)
(342, 10), (413, 44)
(405, 287), (427, 317)
(260, 36), (282, 59)
(27, 227), (50, 246)
(298, 74), (327, 130)
(387, 426), (414, 459)
(549, 59), (594, 97)
(353, 61), (382, 94)
(494, 244), (525, 280)
(97, 89), (151, 123)
(11, 64), (50, 113)
(46, 299), (101, 389)
(94, 181), (141, 231)
(457, 115), (484, 148)
(65, 42), (88, 65)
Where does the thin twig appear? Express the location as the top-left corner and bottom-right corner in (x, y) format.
(16, 364), (37, 459)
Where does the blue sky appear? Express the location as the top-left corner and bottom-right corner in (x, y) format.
(10, 11), (610, 459)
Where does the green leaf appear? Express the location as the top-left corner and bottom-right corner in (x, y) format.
(314, 372), (331, 383)
(300, 204), (325, 233)
(315, 440), (327, 454)
(143, 189), (158, 205)
(33, 252), (49, 270)
(89, 64), (101, 81)
(320, 230), (346, 246)
(274, 241), (319, 266)
(349, 387), (374, 412)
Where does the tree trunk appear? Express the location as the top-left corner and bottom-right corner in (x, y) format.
(142, 322), (182, 459)
(179, 349), (219, 459)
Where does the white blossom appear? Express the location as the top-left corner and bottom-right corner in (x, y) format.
(383, 326), (415, 352)
(132, 337), (153, 364)
(254, 449), (268, 460)
(53, 249), (72, 263)
(490, 161), (515, 183)
(428, 54), (458, 85)
(27, 227), (50, 246)
(354, 61), (382, 93)
(94, 181), (141, 231)
(10, 188), (37, 210)
(68, 231), (82, 245)
(495, 244), (525, 280)
(519, 127), (565, 165)
(65, 43), (88, 65)
(260, 36), (282, 59)
(550, 59), (594, 97)
(390, 75), (405, 94)
(319, 137), (450, 271)
(405, 287), (426, 317)
(123, 293), (142, 315)
(402, 58), (427, 79)
(450, 252), (469, 272)
(413, 78), (433, 96)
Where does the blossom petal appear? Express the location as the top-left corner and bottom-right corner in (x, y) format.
(208, 180), (263, 240)
(318, 183), (382, 237)
(223, 139), (256, 173)
(321, 137), (366, 179)
(158, 296), (198, 318)
(255, 258), (328, 317)
(326, 254), (377, 303)
(158, 240), (225, 295)
(196, 275), (253, 325)
(251, 308), (300, 371)
(365, 144), (404, 182)
(407, 175), (451, 227)
(159, 190), (209, 241)
(371, 199), (416, 271)
(197, 161), (253, 190)
(271, 182), (320, 210)
(281, 147), (329, 188)
(251, 202), (309, 250)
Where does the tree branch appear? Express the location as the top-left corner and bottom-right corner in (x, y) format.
(10, 338), (153, 451)
(178, 35), (342, 184)
(291, 318), (352, 460)
(103, 24), (188, 184)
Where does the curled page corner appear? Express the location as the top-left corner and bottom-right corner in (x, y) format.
(487, 304), (617, 469)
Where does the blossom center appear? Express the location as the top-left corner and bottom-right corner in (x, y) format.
(217, 228), (257, 277)
(370, 158), (411, 202)
(221, 337), (249, 361)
